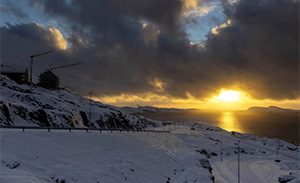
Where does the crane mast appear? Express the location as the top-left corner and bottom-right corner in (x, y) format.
(29, 50), (53, 84)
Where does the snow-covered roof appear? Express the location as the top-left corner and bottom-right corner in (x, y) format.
(0, 67), (28, 73)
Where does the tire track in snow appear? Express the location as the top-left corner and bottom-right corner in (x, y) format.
(212, 156), (288, 183)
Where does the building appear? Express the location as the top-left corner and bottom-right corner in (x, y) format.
(38, 69), (60, 89)
(0, 67), (28, 84)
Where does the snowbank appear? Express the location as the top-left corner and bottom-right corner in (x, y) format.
(1, 129), (214, 183)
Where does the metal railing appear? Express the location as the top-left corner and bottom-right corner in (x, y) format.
(0, 125), (170, 133)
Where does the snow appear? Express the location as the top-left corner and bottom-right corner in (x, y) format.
(185, 123), (299, 183)
(1, 129), (213, 183)
(278, 175), (298, 183)
(0, 75), (160, 129)
(1, 123), (299, 183)
(1, 75), (299, 182)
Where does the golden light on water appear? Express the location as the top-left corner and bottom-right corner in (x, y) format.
(218, 112), (244, 133)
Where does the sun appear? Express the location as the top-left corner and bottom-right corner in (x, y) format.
(216, 90), (240, 102)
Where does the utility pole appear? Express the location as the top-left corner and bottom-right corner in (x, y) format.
(221, 135), (223, 162)
(137, 104), (139, 115)
(238, 140), (240, 183)
(276, 139), (279, 157)
(29, 50), (53, 84)
(276, 130), (279, 157)
(254, 128), (256, 143)
(89, 92), (92, 125)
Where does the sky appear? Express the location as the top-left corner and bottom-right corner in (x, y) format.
(1, 0), (299, 110)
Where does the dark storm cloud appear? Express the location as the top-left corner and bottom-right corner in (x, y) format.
(1, 23), (71, 77)
(33, 0), (183, 31)
(205, 0), (299, 99)
(1, 0), (299, 101)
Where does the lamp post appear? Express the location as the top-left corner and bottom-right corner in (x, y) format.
(221, 135), (223, 162)
(89, 92), (92, 125)
(238, 140), (240, 183)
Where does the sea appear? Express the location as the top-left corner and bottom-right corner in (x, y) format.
(140, 111), (300, 145)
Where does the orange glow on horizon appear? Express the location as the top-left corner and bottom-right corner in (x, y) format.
(89, 90), (300, 111)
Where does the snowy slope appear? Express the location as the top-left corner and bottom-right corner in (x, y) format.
(1, 122), (299, 183)
(0, 75), (159, 129)
(185, 122), (300, 183)
(1, 129), (214, 183)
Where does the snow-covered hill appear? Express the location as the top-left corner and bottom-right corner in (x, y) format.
(247, 106), (299, 113)
(0, 75), (158, 129)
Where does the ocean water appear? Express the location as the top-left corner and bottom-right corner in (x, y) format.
(141, 111), (299, 145)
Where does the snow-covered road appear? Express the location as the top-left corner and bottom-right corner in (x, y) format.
(212, 156), (289, 183)
(204, 129), (300, 183)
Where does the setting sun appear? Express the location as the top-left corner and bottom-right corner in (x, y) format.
(217, 90), (240, 102)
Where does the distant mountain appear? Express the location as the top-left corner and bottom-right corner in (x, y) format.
(0, 75), (158, 129)
(120, 106), (196, 114)
(247, 106), (299, 113)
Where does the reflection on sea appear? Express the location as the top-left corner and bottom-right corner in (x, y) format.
(140, 111), (299, 145)
(218, 112), (244, 133)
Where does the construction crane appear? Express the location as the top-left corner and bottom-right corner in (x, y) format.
(38, 62), (82, 90)
(49, 62), (82, 71)
(29, 50), (53, 84)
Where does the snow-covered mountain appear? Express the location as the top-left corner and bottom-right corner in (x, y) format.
(247, 106), (299, 113)
(0, 75), (159, 129)
(120, 106), (196, 114)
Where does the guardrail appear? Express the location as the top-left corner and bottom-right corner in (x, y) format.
(0, 125), (170, 133)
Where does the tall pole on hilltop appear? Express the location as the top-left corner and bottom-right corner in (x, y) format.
(221, 134), (223, 162)
(276, 130), (279, 157)
(276, 138), (279, 157)
(89, 92), (92, 125)
(238, 140), (240, 183)
(30, 57), (33, 83)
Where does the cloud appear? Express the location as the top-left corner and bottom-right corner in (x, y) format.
(1, 23), (69, 78)
(2, 22), (67, 51)
(149, 78), (165, 92)
(47, 27), (68, 50)
(183, 1), (218, 17)
(205, 0), (299, 99)
(1, 0), (299, 103)
(0, 1), (28, 19)
(211, 19), (231, 35)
